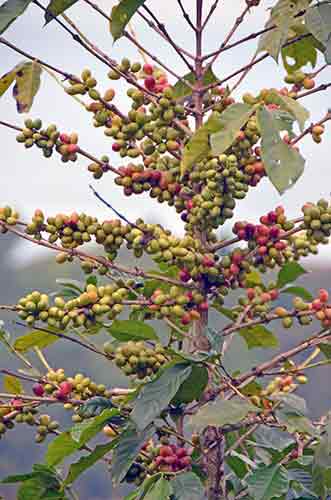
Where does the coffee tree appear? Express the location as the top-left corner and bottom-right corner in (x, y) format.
(1, 0), (331, 498)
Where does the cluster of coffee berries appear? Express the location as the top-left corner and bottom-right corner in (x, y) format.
(55, 132), (80, 162)
(15, 118), (60, 158)
(17, 283), (129, 329)
(140, 63), (171, 93)
(115, 163), (181, 197)
(141, 437), (192, 475)
(33, 368), (110, 413)
(234, 283), (280, 319)
(107, 341), (169, 379)
(261, 370), (308, 400)
(284, 70), (315, 91)
(0, 206), (19, 231)
(32, 414), (60, 444)
(65, 68), (98, 97)
(301, 199), (331, 243)
(107, 58), (142, 81)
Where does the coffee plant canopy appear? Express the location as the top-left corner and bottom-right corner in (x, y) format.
(1, 0), (331, 498)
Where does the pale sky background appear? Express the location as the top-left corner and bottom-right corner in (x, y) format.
(1, 0), (331, 263)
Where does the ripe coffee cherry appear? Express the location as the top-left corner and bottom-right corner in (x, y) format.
(32, 383), (45, 397)
(59, 381), (72, 396)
(144, 77), (156, 91)
(319, 289), (329, 303)
(143, 63), (154, 75)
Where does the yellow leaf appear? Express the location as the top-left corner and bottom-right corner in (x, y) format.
(3, 374), (23, 394)
(0, 62), (24, 97)
(13, 61), (42, 113)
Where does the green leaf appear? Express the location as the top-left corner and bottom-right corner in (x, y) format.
(253, 425), (294, 451)
(272, 393), (307, 416)
(144, 476), (171, 500)
(172, 364), (208, 404)
(44, 0), (78, 23)
(181, 113), (222, 177)
(111, 425), (155, 485)
(131, 363), (192, 430)
(2, 473), (36, 484)
(17, 479), (48, 500)
(271, 109), (295, 134)
(173, 68), (218, 100)
(277, 411), (317, 435)
(190, 398), (256, 431)
(0, 0), (32, 35)
(281, 285), (313, 301)
(246, 464), (289, 500)
(71, 409), (119, 446)
(257, 0), (310, 61)
(13, 61), (42, 113)
(281, 26), (318, 73)
(211, 304), (235, 320)
(170, 472), (205, 500)
(45, 432), (79, 467)
(14, 329), (58, 352)
(319, 342), (331, 359)
(210, 103), (254, 155)
(257, 105), (305, 194)
(3, 374), (23, 394)
(106, 320), (159, 342)
(110, 0), (146, 41)
(65, 440), (118, 485)
(306, 2), (331, 64)
(78, 397), (116, 418)
(314, 436), (331, 468)
(277, 262), (307, 288)
(240, 325), (279, 349)
(268, 89), (309, 131)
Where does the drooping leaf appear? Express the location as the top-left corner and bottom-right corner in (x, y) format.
(190, 398), (256, 431)
(277, 262), (307, 288)
(257, 0), (310, 61)
(181, 113), (222, 177)
(14, 329), (59, 352)
(277, 411), (318, 436)
(144, 476), (172, 500)
(44, 0), (79, 24)
(71, 409), (119, 446)
(170, 472), (205, 500)
(13, 61), (42, 113)
(253, 425), (294, 451)
(2, 465), (63, 500)
(240, 325), (279, 349)
(45, 432), (79, 467)
(65, 440), (118, 485)
(281, 285), (313, 301)
(246, 464), (289, 500)
(106, 320), (159, 342)
(268, 89), (309, 131)
(210, 103), (255, 156)
(257, 106), (305, 194)
(111, 425), (155, 485)
(0, 63), (22, 97)
(271, 109), (295, 134)
(173, 68), (219, 100)
(306, 1), (331, 64)
(3, 374), (23, 394)
(78, 397), (116, 418)
(281, 25), (318, 73)
(314, 436), (331, 468)
(110, 0), (146, 41)
(172, 364), (208, 404)
(273, 392), (308, 416)
(131, 363), (192, 430)
(0, 0), (32, 35)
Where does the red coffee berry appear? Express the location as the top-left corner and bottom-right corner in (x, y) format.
(319, 289), (329, 303)
(59, 381), (72, 396)
(143, 63), (154, 75)
(144, 77), (156, 91)
(32, 383), (45, 397)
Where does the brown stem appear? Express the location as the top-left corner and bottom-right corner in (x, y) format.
(177, 0), (196, 31)
(202, 0), (221, 30)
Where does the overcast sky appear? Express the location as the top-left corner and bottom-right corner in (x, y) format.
(1, 0), (331, 263)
